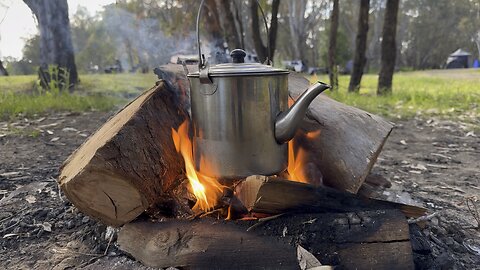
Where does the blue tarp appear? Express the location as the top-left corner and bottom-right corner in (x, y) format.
(473, 59), (479, 68)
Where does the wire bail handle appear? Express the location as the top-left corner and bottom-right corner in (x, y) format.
(196, 0), (271, 71)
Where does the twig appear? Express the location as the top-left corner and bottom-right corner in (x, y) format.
(104, 230), (114, 256)
(408, 212), (439, 224)
(199, 208), (223, 218)
(77, 254), (107, 268)
(247, 213), (285, 232)
(465, 197), (480, 230)
(51, 248), (103, 257)
(0, 220), (19, 234)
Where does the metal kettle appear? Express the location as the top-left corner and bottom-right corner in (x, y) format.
(187, 0), (330, 179)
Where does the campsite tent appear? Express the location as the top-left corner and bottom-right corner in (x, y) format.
(445, 49), (471, 69)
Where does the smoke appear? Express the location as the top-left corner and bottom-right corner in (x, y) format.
(101, 6), (197, 70)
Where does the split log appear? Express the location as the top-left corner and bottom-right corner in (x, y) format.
(118, 209), (414, 270)
(235, 175), (426, 218)
(58, 81), (188, 226)
(156, 64), (394, 193)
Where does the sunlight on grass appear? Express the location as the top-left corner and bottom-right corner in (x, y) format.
(0, 73), (156, 120)
(310, 69), (480, 120)
(0, 91), (119, 121)
(0, 75), (37, 92)
(77, 73), (156, 95)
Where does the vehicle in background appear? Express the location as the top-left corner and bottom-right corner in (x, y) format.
(170, 54), (199, 65)
(283, 60), (307, 73)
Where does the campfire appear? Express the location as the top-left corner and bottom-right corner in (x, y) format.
(171, 118), (318, 215)
(58, 64), (426, 269)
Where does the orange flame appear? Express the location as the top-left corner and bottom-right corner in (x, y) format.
(287, 130), (321, 183)
(172, 121), (224, 211)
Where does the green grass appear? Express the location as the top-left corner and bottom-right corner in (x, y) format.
(77, 73), (155, 95)
(1, 69), (479, 121)
(0, 73), (157, 121)
(0, 91), (119, 121)
(311, 69), (480, 120)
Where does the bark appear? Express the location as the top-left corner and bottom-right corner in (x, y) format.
(251, 0), (280, 63)
(58, 81), (188, 226)
(348, 0), (370, 92)
(23, 0), (78, 85)
(328, 0), (339, 90)
(0, 59), (8, 76)
(236, 176), (426, 218)
(118, 210), (414, 269)
(377, 0), (400, 95)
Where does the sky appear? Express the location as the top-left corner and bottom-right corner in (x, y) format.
(0, 0), (116, 59)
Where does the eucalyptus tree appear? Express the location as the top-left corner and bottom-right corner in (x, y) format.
(23, 0), (78, 85)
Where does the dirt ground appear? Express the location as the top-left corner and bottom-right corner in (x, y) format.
(0, 111), (479, 269)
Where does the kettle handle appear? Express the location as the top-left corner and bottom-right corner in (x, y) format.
(196, 0), (271, 70)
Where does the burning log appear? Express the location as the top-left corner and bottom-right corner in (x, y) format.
(234, 175), (426, 218)
(58, 82), (188, 226)
(118, 209), (414, 269)
(156, 64), (394, 193)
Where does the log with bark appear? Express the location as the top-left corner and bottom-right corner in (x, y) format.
(234, 175), (426, 218)
(118, 209), (414, 270)
(156, 64), (394, 193)
(58, 81), (188, 226)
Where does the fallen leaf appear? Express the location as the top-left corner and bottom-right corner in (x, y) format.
(25, 195), (36, 204)
(302, 218), (317, 225)
(62, 127), (78, 132)
(40, 222), (52, 232)
(411, 164), (427, 171)
(0, 172), (21, 178)
(3, 233), (18, 239)
(297, 245), (325, 270)
(465, 131), (476, 137)
(50, 137), (60, 142)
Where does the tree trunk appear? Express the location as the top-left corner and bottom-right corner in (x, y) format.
(377, 0), (400, 95)
(215, 0), (242, 50)
(0, 60), (8, 76)
(251, 0), (280, 63)
(348, 0), (370, 92)
(328, 0), (339, 90)
(23, 0), (78, 85)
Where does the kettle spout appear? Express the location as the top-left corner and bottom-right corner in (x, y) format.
(275, 81), (330, 143)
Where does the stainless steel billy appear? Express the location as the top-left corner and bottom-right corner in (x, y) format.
(187, 0), (330, 179)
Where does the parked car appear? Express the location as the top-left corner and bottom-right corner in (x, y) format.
(283, 60), (307, 73)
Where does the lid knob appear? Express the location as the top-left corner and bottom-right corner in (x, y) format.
(230, 49), (246, 63)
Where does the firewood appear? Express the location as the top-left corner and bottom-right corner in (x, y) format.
(118, 209), (414, 269)
(58, 81), (188, 226)
(156, 64), (394, 193)
(235, 175), (426, 218)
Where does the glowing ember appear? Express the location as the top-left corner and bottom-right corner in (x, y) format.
(172, 121), (224, 211)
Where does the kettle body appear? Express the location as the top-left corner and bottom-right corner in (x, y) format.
(188, 69), (289, 179)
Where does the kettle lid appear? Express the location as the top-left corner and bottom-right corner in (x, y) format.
(188, 49), (289, 78)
